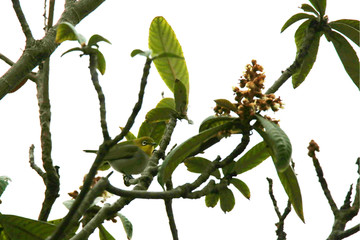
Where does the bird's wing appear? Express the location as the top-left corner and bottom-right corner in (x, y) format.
(103, 144), (139, 161)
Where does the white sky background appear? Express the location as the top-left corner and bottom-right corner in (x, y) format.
(0, 0), (359, 239)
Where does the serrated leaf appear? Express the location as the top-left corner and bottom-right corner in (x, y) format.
(117, 213), (133, 240)
(329, 20), (360, 47)
(309, 0), (326, 17)
(255, 115), (292, 172)
(56, 22), (86, 45)
(205, 192), (219, 208)
(234, 141), (270, 174)
(214, 99), (238, 113)
(219, 187), (235, 213)
(138, 121), (165, 146)
(292, 20), (322, 88)
(0, 214), (59, 240)
(158, 122), (233, 187)
(149, 16), (189, 95)
(184, 157), (221, 179)
(96, 50), (106, 75)
(145, 108), (177, 123)
(88, 34), (111, 47)
(60, 47), (83, 57)
(230, 178), (250, 199)
(300, 4), (319, 17)
(174, 79), (188, 117)
(281, 13), (316, 33)
(0, 176), (11, 198)
(326, 30), (360, 90)
(99, 224), (115, 240)
(277, 166), (305, 222)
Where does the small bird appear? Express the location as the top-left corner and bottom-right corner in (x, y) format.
(84, 136), (156, 175)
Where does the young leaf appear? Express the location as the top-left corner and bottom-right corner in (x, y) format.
(99, 224), (115, 240)
(158, 122), (233, 187)
(0, 176), (11, 198)
(277, 166), (305, 222)
(138, 121), (166, 146)
(327, 30), (360, 90)
(329, 20), (360, 47)
(131, 49), (152, 58)
(96, 50), (106, 75)
(230, 178), (251, 199)
(214, 99), (238, 113)
(234, 141), (270, 174)
(184, 157), (221, 179)
(116, 212), (133, 240)
(174, 79), (188, 117)
(56, 22), (86, 45)
(88, 34), (111, 48)
(219, 187), (235, 213)
(300, 4), (319, 17)
(292, 20), (322, 88)
(255, 115), (292, 172)
(0, 214), (58, 240)
(309, 0), (326, 17)
(145, 107), (177, 123)
(149, 16), (189, 95)
(205, 192), (219, 208)
(60, 47), (83, 57)
(281, 13), (316, 33)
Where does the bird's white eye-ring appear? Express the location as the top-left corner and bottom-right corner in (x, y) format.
(142, 140), (147, 146)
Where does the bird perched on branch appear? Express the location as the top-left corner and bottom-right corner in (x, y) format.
(84, 136), (156, 175)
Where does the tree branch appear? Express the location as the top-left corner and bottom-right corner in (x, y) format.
(0, 0), (106, 100)
(11, 0), (34, 45)
(165, 181), (179, 240)
(0, 53), (37, 82)
(28, 144), (45, 178)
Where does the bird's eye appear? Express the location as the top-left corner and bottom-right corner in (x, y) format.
(142, 140), (147, 146)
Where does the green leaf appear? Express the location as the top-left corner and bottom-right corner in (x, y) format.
(219, 187), (235, 213)
(158, 122), (233, 187)
(205, 192), (219, 208)
(255, 115), (292, 172)
(56, 22), (86, 45)
(221, 161), (235, 176)
(230, 178), (251, 199)
(116, 213), (133, 240)
(149, 16), (189, 95)
(326, 30), (360, 90)
(60, 47), (83, 57)
(0, 214), (60, 240)
(153, 52), (184, 60)
(138, 121), (165, 146)
(99, 225), (115, 240)
(174, 79), (188, 117)
(277, 166), (305, 222)
(300, 4), (319, 17)
(145, 108), (177, 123)
(292, 20), (322, 88)
(48, 219), (79, 237)
(130, 49), (151, 58)
(88, 34), (111, 47)
(234, 141), (270, 174)
(96, 50), (106, 75)
(0, 176), (11, 198)
(119, 127), (136, 141)
(281, 13), (316, 33)
(156, 98), (176, 109)
(329, 20), (360, 47)
(184, 157), (221, 179)
(214, 99), (238, 113)
(199, 115), (241, 133)
(309, 0), (326, 17)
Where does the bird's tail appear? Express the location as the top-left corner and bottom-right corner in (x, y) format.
(83, 150), (97, 153)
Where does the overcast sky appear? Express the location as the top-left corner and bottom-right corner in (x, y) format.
(0, 0), (359, 239)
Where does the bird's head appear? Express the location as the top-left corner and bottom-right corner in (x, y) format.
(133, 136), (156, 156)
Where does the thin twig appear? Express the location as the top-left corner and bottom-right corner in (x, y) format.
(165, 180), (179, 240)
(11, 0), (34, 45)
(28, 144), (45, 178)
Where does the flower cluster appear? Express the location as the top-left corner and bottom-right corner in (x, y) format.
(214, 60), (283, 121)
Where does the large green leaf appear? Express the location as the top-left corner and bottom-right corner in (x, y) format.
(309, 0), (326, 17)
(329, 19), (360, 47)
(281, 13), (316, 33)
(219, 187), (235, 213)
(184, 157), (221, 179)
(205, 192), (219, 208)
(145, 108), (177, 123)
(292, 20), (322, 88)
(116, 213), (133, 240)
(55, 22), (86, 45)
(230, 178), (250, 199)
(255, 115), (292, 172)
(158, 122), (233, 187)
(234, 141), (270, 174)
(174, 79), (188, 117)
(0, 214), (61, 240)
(277, 166), (305, 222)
(0, 176), (11, 198)
(99, 225), (115, 240)
(138, 121), (165, 146)
(199, 115), (241, 133)
(149, 16), (189, 95)
(327, 30), (360, 90)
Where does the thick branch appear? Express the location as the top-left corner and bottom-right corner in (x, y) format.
(0, 53), (37, 82)
(0, 0), (106, 100)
